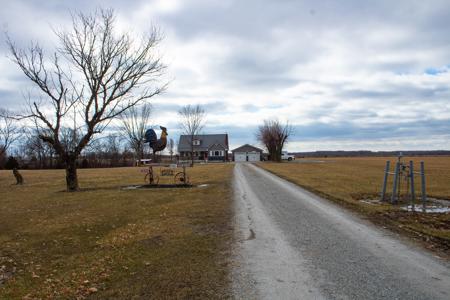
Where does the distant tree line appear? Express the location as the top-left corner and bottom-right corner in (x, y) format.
(0, 133), (129, 170)
(294, 150), (450, 158)
(0, 131), (177, 170)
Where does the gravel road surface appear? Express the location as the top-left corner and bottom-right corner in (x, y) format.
(231, 163), (450, 299)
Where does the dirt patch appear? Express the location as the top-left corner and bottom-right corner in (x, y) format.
(139, 235), (164, 247)
(121, 184), (193, 190)
(0, 256), (16, 286)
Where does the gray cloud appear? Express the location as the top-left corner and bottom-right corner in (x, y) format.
(338, 84), (450, 101)
(292, 119), (450, 141)
(0, 89), (23, 108)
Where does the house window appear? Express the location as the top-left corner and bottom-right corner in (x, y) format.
(193, 140), (200, 146)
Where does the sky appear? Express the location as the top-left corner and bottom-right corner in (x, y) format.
(0, 0), (450, 152)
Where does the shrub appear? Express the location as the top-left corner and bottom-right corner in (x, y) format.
(5, 156), (19, 170)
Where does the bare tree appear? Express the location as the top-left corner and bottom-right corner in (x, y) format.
(256, 119), (293, 162)
(0, 108), (21, 160)
(178, 104), (206, 166)
(120, 103), (152, 163)
(24, 128), (55, 169)
(7, 9), (166, 191)
(168, 137), (175, 162)
(104, 134), (121, 167)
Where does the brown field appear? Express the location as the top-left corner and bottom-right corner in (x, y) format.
(258, 156), (450, 255)
(0, 164), (233, 299)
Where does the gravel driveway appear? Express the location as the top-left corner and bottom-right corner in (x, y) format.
(231, 163), (450, 299)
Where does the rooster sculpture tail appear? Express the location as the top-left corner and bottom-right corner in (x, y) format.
(145, 128), (157, 147)
(145, 126), (168, 152)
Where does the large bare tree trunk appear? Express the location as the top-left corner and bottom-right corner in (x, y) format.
(65, 158), (79, 191)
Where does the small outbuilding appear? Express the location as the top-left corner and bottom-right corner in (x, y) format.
(232, 144), (264, 162)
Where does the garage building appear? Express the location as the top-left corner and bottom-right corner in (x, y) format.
(232, 144), (264, 162)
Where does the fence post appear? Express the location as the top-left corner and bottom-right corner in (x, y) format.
(420, 161), (426, 210)
(381, 161), (390, 201)
(391, 162), (400, 204)
(409, 161), (415, 210)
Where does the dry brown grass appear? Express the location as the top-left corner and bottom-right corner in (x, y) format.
(0, 164), (233, 299)
(258, 156), (450, 254)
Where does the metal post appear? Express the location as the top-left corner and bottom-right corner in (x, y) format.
(420, 161), (426, 210)
(409, 161), (415, 211)
(391, 162), (400, 204)
(381, 161), (390, 201)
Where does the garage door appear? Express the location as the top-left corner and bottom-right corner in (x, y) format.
(247, 152), (260, 162)
(234, 152), (247, 162)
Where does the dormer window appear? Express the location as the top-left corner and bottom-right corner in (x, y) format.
(193, 139), (200, 146)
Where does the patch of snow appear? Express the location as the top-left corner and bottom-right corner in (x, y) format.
(401, 205), (450, 213)
(360, 199), (382, 205)
(121, 185), (142, 190)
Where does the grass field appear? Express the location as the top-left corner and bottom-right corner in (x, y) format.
(258, 156), (450, 254)
(0, 164), (233, 299)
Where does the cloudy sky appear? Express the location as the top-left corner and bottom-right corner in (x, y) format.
(1, 0), (450, 151)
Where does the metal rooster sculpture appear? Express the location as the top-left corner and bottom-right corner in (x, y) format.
(144, 126), (168, 161)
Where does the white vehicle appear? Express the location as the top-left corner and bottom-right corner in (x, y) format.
(281, 151), (295, 161)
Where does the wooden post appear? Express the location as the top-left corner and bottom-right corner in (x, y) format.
(13, 168), (24, 185)
(149, 165), (154, 184)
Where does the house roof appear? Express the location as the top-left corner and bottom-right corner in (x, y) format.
(209, 143), (227, 151)
(178, 134), (229, 152)
(232, 144), (264, 153)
